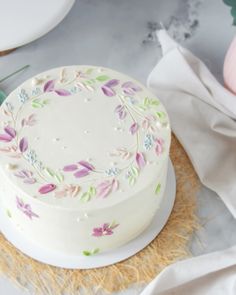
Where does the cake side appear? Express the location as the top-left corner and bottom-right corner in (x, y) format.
(0, 158), (168, 255)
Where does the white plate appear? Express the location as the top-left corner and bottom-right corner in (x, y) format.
(0, 0), (75, 52)
(0, 159), (176, 269)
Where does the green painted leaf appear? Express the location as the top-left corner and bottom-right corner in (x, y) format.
(83, 250), (91, 256)
(43, 99), (50, 105)
(0, 89), (6, 105)
(92, 248), (100, 255)
(54, 173), (64, 183)
(80, 192), (91, 202)
(6, 209), (12, 218)
(96, 75), (109, 82)
(85, 68), (93, 75)
(32, 99), (44, 108)
(89, 186), (96, 196)
(129, 176), (136, 186)
(110, 220), (117, 228)
(150, 99), (159, 106)
(131, 166), (139, 177)
(138, 105), (147, 111)
(85, 80), (94, 85)
(144, 97), (149, 106)
(156, 111), (166, 119)
(32, 103), (41, 108)
(155, 183), (161, 194)
(44, 167), (55, 177)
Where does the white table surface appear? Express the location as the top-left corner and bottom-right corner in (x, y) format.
(0, 0), (236, 294)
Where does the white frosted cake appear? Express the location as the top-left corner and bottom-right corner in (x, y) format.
(0, 66), (171, 256)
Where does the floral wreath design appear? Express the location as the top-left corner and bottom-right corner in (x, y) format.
(0, 67), (168, 203)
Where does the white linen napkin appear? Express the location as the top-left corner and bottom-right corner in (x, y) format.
(147, 30), (236, 218)
(140, 245), (236, 295)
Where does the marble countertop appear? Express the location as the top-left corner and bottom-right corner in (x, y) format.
(0, 0), (236, 294)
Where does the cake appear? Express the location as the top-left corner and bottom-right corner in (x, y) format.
(0, 66), (171, 256)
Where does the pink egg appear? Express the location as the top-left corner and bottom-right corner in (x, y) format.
(224, 36), (236, 95)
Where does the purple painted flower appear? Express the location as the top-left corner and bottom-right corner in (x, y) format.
(21, 114), (37, 127)
(44, 80), (55, 92)
(54, 89), (71, 96)
(136, 152), (146, 169)
(14, 169), (36, 184)
(121, 81), (142, 95)
(114, 104), (127, 120)
(63, 161), (94, 178)
(43, 80), (71, 96)
(0, 126), (16, 142)
(129, 122), (139, 135)
(19, 137), (28, 153)
(16, 196), (39, 219)
(63, 164), (78, 172)
(101, 79), (119, 97)
(92, 222), (119, 237)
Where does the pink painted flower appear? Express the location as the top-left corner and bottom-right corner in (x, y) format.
(96, 179), (119, 198)
(16, 196), (39, 219)
(54, 184), (80, 198)
(129, 122), (139, 135)
(135, 152), (146, 169)
(155, 138), (164, 156)
(38, 183), (56, 194)
(0, 126), (16, 142)
(92, 222), (119, 237)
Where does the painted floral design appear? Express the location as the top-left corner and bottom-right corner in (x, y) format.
(16, 196), (39, 219)
(92, 222), (119, 237)
(96, 179), (119, 198)
(0, 67), (168, 202)
(55, 184), (80, 198)
(155, 138), (164, 156)
(63, 161), (95, 178)
(83, 248), (100, 256)
(101, 79), (119, 97)
(121, 81), (142, 95)
(14, 169), (36, 184)
(0, 126), (16, 142)
(43, 80), (71, 96)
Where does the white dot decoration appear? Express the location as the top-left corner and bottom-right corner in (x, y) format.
(84, 98), (91, 103)
(84, 213), (89, 219)
(77, 217), (81, 222)
(84, 130), (89, 134)
(62, 146), (67, 150)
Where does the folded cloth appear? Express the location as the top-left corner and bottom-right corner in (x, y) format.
(140, 245), (236, 295)
(147, 30), (236, 218)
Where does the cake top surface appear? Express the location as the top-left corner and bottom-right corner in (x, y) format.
(0, 66), (170, 211)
